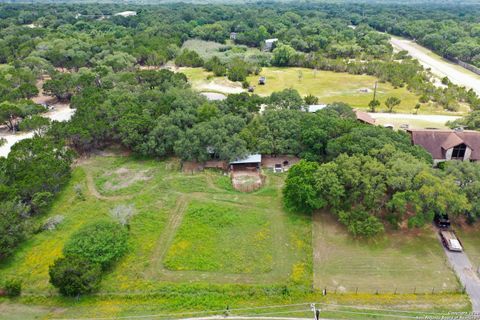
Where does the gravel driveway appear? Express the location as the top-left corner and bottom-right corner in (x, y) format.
(442, 239), (480, 312)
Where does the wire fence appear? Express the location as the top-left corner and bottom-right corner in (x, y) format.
(316, 284), (464, 295)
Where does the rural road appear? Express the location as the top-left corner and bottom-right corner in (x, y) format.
(390, 37), (480, 95)
(369, 113), (460, 123)
(442, 243), (480, 312)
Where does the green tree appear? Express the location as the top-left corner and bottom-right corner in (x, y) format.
(283, 160), (322, 213)
(43, 73), (76, 100)
(384, 96), (401, 113)
(368, 99), (380, 113)
(304, 94), (319, 105)
(272, 44), (297, 67)
(19, 115), (50, 136)
(5, 137), (73, 202)
(0, 201), (30, 260)
(63, 221), (129, 270)
(49, 256), (102, 296)
(268, 89), (304, 110)
(227, 58), (250, 82)
(338, 209), (384, 237)
(0, 102), (22, 132)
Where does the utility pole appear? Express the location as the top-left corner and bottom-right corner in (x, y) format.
(310, 303), (320, 320)
(373, 81), (378, 102)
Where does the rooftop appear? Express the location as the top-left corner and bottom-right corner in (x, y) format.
(407, 129), (480, 160)
(230, 154), (262, 164)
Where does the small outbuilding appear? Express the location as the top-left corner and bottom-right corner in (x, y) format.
(354, 110), (376, 125)
(230, 32), (237, 40)
(264, 39), (278, 52)
(229, 154), (262, 172)
(258, 77), (266, 85)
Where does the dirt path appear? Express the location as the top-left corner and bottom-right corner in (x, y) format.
(85, 170), (133, 201)
(148, 194), (189, 278)
(390, 37), (480, 95)
(0, 78), (75, 158)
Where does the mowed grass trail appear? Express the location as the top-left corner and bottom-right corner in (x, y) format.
(313, 212), (460, 294)
(163, 200), (274, 273)
(0, 154), (470, 318)
(0, 155), (313, 295)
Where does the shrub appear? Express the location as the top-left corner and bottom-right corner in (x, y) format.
(175, 49), (204, 67)
(31, 191), (54, 214)
(338, 209), (384, 237)
(43, 215), (64, 231)
(63, 221), (128, 270)
(49, 256), (102, 296)
(110, 204), (136, 227)
(74, 184), (85, 201)
(304, 94), (319, 105)
(4, 278), (22, 297)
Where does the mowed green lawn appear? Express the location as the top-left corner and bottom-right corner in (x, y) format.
(164, 200), (273, 273)
(248, 67), (446, 114)
(313, 213), (460, 294)
(180, 66), (462, 115)
(456, 227), (480, 270)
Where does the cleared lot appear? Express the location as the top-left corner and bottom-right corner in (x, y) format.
(313, 212), (460, 294)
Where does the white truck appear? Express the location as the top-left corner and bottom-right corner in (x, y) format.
(440, 230), (463, 252)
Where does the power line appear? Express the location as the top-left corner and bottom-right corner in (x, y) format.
(52, 303), (312, 320)
(53, 301), (451, 320)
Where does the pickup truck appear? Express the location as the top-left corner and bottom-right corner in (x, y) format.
(439, 230), (463, 252)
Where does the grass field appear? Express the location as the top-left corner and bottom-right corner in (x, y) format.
(0, 154), (471, 318)
(456, 226), (480, 271)
(163, 200), (274, 273)
(180, 66), (466, 115)
(182, 39), (265, 63)
(313, 212), (460, 294)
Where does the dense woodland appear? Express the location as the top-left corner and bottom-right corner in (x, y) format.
(1, 1), (480, 296)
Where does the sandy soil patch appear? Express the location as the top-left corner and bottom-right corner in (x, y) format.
(102, 167), (152, 191)
(231, 171), (263, 192)
(200, 92), (227, 100)
(197, 82), (244, 94)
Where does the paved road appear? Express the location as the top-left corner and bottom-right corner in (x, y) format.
(391, 37), (480, 95)
(442, 240), (480, 312)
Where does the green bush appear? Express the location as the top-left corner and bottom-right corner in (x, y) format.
(338, 209), (384, 237)
(49, 256), (102, 296)
(4, 278), (22, 297)
(175, 49), (204, 67)
(63, 221), (128, 270)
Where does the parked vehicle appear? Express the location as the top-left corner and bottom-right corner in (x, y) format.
(434, 213), (451, 229)
(258, 77), (266, 85)
(439, 230), (463, 252)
